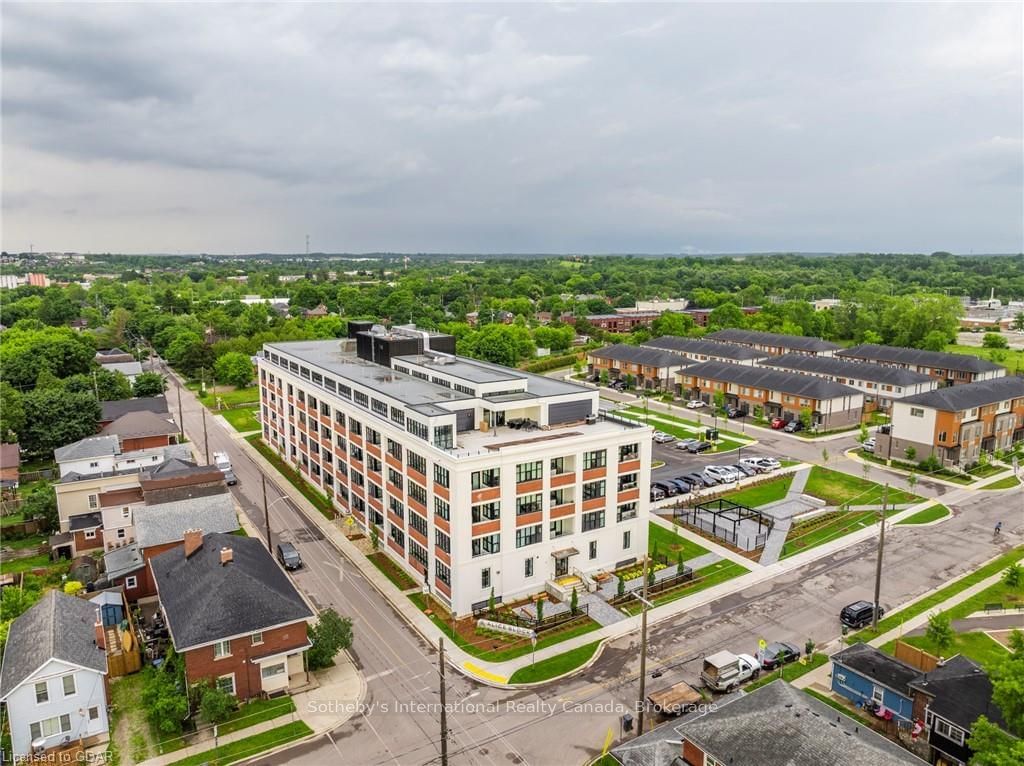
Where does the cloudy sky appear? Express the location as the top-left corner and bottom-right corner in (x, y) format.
(2, 2), (1021, 254)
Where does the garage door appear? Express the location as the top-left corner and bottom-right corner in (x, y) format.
(549, 400), (592, 425)
(453, 409), (475, 432)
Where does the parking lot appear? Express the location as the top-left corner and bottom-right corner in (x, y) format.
(649, 435), (782, 490)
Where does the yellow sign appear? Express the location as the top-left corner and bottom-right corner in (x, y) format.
(601, 727), (614, 756)
(758, 638), (767, 651)
(344, 516), (355, 527)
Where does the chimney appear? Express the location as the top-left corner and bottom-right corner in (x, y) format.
(183, 528), (203, 558)
(94, 608), (105, 650)
(220, 546), (233, 566)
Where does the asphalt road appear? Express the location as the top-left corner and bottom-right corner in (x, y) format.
(160, 363), (1022, 766)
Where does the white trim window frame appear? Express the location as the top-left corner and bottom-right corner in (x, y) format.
(216, 673), (236, 695)
(213, 639), (231, 659)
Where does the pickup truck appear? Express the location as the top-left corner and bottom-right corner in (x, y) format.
(213, 451), (232, 472)
(647, 680), (703, 716)
(700, 650), (761, 692)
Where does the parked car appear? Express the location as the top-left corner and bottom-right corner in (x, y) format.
(698, 471), (719, 486)
(223, 469), (238, 486)
(840, 600), (885, 629)
(704, 465), (739, 483)
(688, 441), (713, 453)
(680, 473), (706, 489)
(676, 438), (700, 450)
(862, 437), (876, 453)
(739, 457), (771, 473)
(783, 419), (804, 433)
(760, 641), (801, 670)
(878, 424), (892, 435)
(701, 651), (761, 692)
(652, 480), (679, 497)
(731, 463), (758, 478)
(770, 417), (786, 429)
(726, 406), (747, 418)
(653, 431), (676, 444)
(650, 486), (666, 502)
(276, 541), (302, 570)
(667, 479), (691, 495)
(686, 400), (706, 409)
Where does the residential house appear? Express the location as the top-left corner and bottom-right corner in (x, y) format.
(585, 311), (660, 332)
(94, 348), (135, 365)
(634, 299), (690, 312)
(837, 344), (1005, 387)
(830, 643), (921, 722)
(303, 303), (330, 319)
(69, 317), (89, 332)
(150, 531), (315, 700)
(99, 397), (171, 429)
(878, 375), (1024, 467)
(758, 353), (938, 412)
(609, 680), (926, 766)
(100, 411), (179, 452)
(0, 591), (109, 759)
(104, 492), (238, 601)
(641, 336), (767, 366)
(676, 361), (864, 429)
(0, 442), (20, 490)
(682, 305), (761, 327)
(535, 311), (553, 324)
(586, 344), (694, 390)
(705, 328), (841, 356)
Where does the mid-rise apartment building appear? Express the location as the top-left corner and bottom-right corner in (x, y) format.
(878, 376), (1024, 466)
(257, 323), (651, 615)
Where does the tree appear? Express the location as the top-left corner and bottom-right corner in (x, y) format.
(907, 472), (918, 494)
(570, 587), (578, 616)
(0, 382), (25, 441)
(713, 390), (726, 414)
(925, 611), (954, 653)
(307, 608), (354, 670)
(535, 597), (544, 622)
(165, 331), (213, 377)
(20, 389), (100, 458)
(821, 448), (829, 465)
(214, 352), (254, 388)
(799, 407), (813, 431)
(133, 372), (167, 397)
(983, 332), (1009, 349)
(967, 715), (1024, 765)
(988, 629), (1024, 734)
(141, 653), (189, 735)
(199, 682), (237, 723)
(708, 303), (746, 330)
(921, 330), (950, 352)
(904, 446), (917, 462)
(64, 369), (132, 401)
(647, 563), (656, 587)
(20, 483), (58, 533)
(1004, 563), (1022, 588)
(370, 526), (379, 551)
(488, 587), (496, 614)
(857, 423), (869, 445)
(650, 311), (695, 338)
(1014, 313), (1024, 333)
(38, 289), (79, 326)
(599, 369), (609, 387)
(35, 368), (64, 390)
(0, 325), (95, 389)
(617, 576), (625, 598)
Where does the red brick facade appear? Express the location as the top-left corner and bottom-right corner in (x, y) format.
(181, 622), (309, 700)
(119, 434), (174, 452)
(73, 528), (104, 552)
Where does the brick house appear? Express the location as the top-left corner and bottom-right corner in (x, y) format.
(586, 344), (694, 390)
(99, 397), (171, 429)
(100, 411), (179, 452)
(705, 328), (841, 356)
(0, 442), (21, 490)
(150, 531), (315, 700)
(585, 312), (660, 332)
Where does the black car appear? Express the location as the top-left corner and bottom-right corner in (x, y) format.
(879, 424), (892, 434)
(783, 419), (804, 433)
(276, 541), (302, 570)
(731, 463), (758, 478)
(726, 406), (747, 418)
(652, 480), (679, 497)
(840, 600), (885, 629)
(687, 441), (713, 453)
(760, 641), (801, 670)
(679, 473), (705, 489)
(667, 479), (691, 495)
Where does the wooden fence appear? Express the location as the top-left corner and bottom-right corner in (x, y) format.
(893, 640), (940, 672)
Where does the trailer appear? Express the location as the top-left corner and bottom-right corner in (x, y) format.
(647, 680), (703, 716)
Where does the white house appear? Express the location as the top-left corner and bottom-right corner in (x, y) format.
(0, 591), (109, 758)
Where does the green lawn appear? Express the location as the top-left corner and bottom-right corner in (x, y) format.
(781, 507), (902, 559)
(246, 435), (334, 519)
(0, 552), (55, 574)
(889, 631), (1010, 671)
(367, 551), (418, 591)
(648, 521), (710, 561)
(745, 653), (828, 692)
(220, 407), (261, 433)
(216, 697), (296, 736)
(944, 343), (1024, 374)
(622, 560), (748, 614)
(803, 466), (921, 507)
(981, 475), (1021, 490)
(198, 386), (261, 410)
(0, 533), (46, 551)
(851, 547), (1024, 642)
(897, 504), (951, 525)
(0, 511), (28, 527)
(508, 641), (602, 684)
(720, 474), (794, 508)
(167, 721), (312, 766)
(617, 408), (750, 452)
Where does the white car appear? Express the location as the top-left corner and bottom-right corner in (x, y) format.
(686, 400), (706, 409)
(862, 438), (876, 453)
(740, 456), (780, 472)
(703, 465), (739, 484)
(653, 431), (676, 444)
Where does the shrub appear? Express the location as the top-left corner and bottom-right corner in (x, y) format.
(63, 581), (83, 595)
(199, 682), (237, 723)
(925, 611), (954, 653)
(1004, 563), (1022, 588)
(307, 608), (354, 670)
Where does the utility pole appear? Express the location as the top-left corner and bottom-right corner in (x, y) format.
(202, 408), (210, 465)
(176, 384), (184, 440)
(439, 637), (449, 766)
(636, 555), (652, 737)
(262, 475), (272, 552)
(872, 483), (889, 631)
(92, 370), (99, 400)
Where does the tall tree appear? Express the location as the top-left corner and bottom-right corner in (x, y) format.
(0, 383), (25, 442)
(20, 389), (101, 457)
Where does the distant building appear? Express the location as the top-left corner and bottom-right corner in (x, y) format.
(0, 274), (22, 290)
(586, 344), (694, 390)
(0, 442), (21, 490)
(642, 337), (767, 366)
(26, 273), (50, 287)
(303, 303), (330, 318)
(586, 312), (660, 332)
(682, 306), (761, 327)
(706, 328), (840, 357)
(634, 298), (689, 312)
(837, 344), (1004, 387)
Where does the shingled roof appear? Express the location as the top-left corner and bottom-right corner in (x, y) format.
(706, 328), (841, 353)
(150, 532), (313, 650)
(100, 397), (170, 423)
(761, 353), (936, 387)
(642, 336), (766, 361)
(101, 410), (179, 439)
(838, 344), (1003, 373)
(588, 343), (694, 369)
(680, 360), (861, 399)
(0, 590), (107, 699)
(831, 643), (922, 696)
(134, 492), (238, 549)
(897, 375), (1024, 412)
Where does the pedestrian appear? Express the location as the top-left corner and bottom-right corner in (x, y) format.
(994, 521), (1002, 536)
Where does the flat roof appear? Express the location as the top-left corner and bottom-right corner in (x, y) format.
(393, 354), (519, 384)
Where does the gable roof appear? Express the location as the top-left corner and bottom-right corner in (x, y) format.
(150, 531), (313, 650)
(897, 375), (1024, 412)
(588, 343), (694, 369)
(54, 435), (120, 463)
(0, 590), (107, 699)
(642, 336), (767, 361)
(100, 397), (169, 423)
(134, 492), (238, 549)
(98, 361), (144, 377)
(838, 344), (1003, 374)
(761, 353), (936, 387)
(612, 681), (925, 766)
(832, 643), (921, 696)
(101, 410), (179, 439)
(908, 655), (1009, 731)
(680, 360), (861, 400)
(706, 328), (841, 353)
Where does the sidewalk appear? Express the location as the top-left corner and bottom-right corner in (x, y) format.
(136, 655), (362, 766)
(791, 566), (1012, 692)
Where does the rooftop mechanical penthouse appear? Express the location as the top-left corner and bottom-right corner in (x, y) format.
(257, 323), (652, 615)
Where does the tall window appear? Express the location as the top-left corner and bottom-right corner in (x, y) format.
(387, 467), (404, 491)
(408, 419), (429, 441)
(619, 443), (639, 462)
(434, 497), (450, 521)
(582, 510), (605, 531)
(525, 558), (534, 578)
(471, 468), (500, 489)
(433, 464), (450, 488)
(408, 482), (427, 506)
(433, 425), (453, 449)
(617, 502), (638, 522)
(516, 493), (542, 516)
(409, 512), (428, 537)
(583, 450), (607, 470)
(386, 438), (403, 461)
(213, 640), (231, 659)
(515, 524), (542, 548)
(550, 456), (569, 475)
(617, 473), (638, 491)
(435, 529), (451, 553)
(408, 451), (426, 475)
(516, 461), (543, 483)
(471, 502), (500, 522)
(435, 560), (451, 584)
(471, 533), (501, 557)
(582, 480), (606, 500)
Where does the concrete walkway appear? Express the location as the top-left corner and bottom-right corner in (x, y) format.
(758, 467), (810, 565)
(579, 591), (627, 626)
